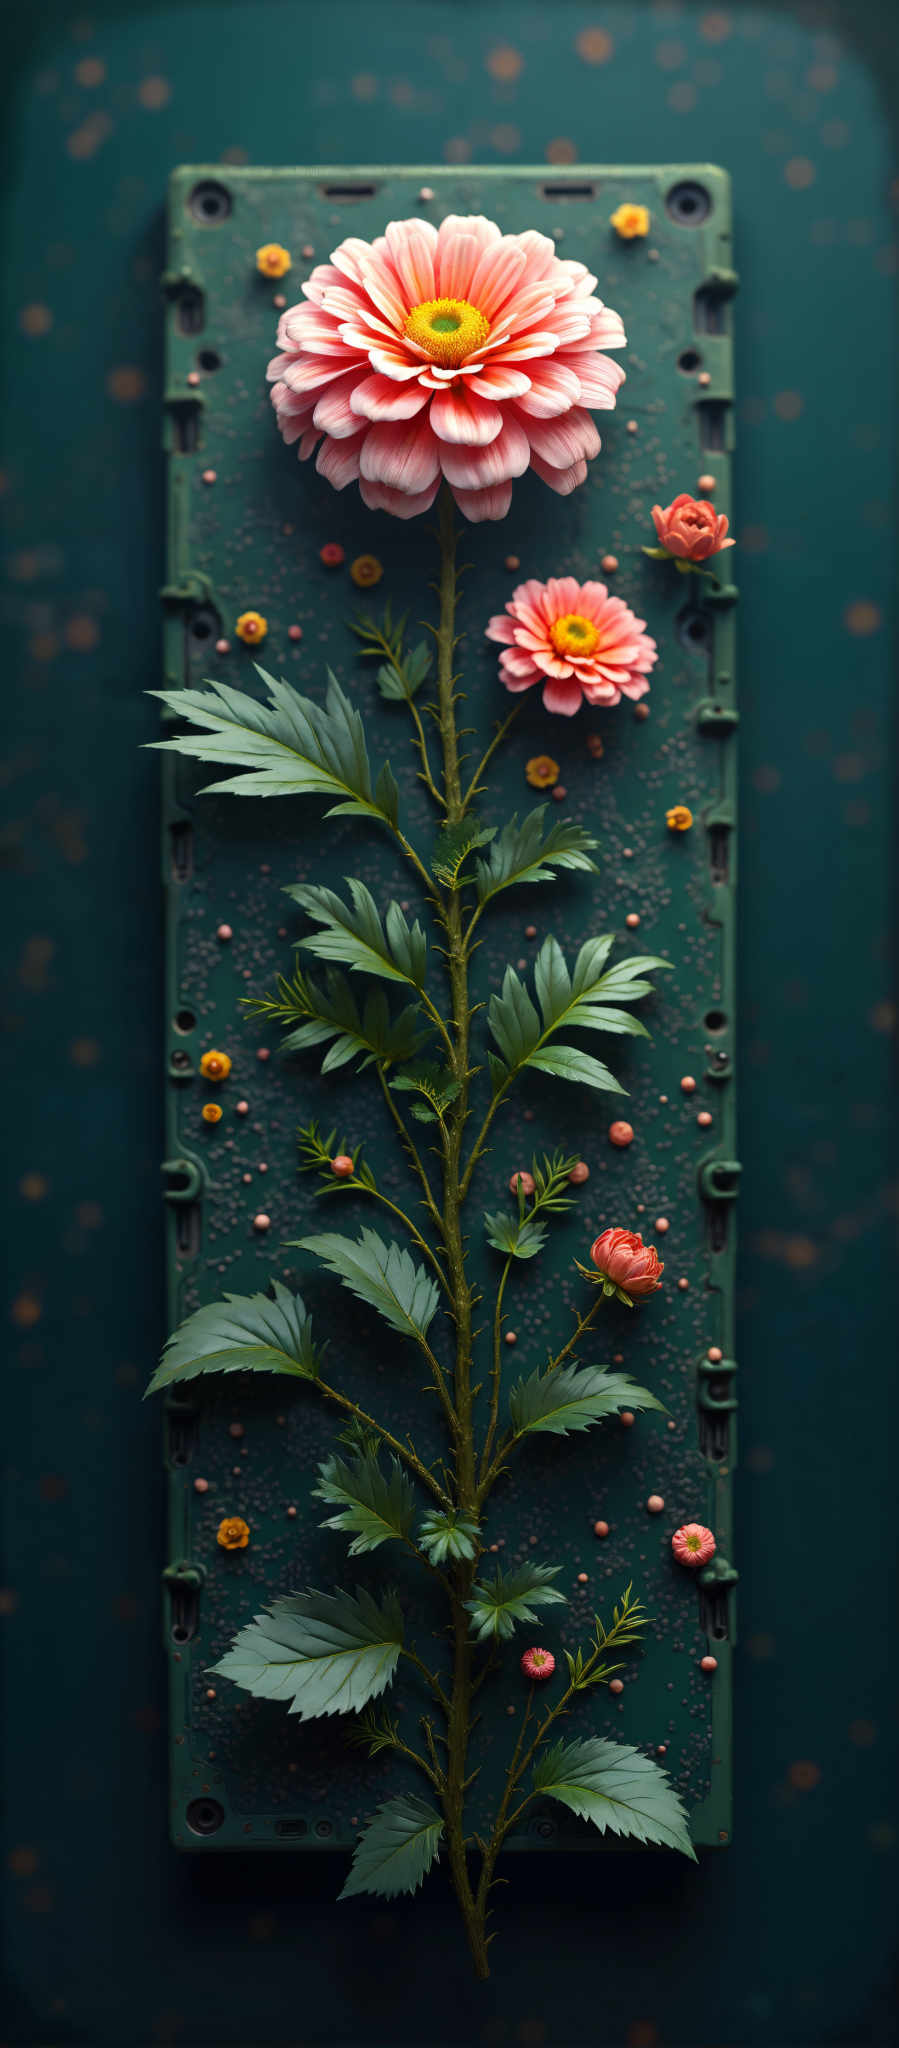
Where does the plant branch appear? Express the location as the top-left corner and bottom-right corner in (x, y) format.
(479, 1254), (513, 1482)
(316, 1377), (451, 1508)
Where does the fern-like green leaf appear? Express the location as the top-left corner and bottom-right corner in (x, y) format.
(340, 1795), (444, 1899)
(464, 1563), (567, 1642)
(250, 963), (426, 1074)
(488, 935), (669, 1096)
(145, 1282), (319, 1397)
(149, 669), (397, 823)
(508, 1365), (664, 1440)
(432, 817), (496, 888)
(313, 1444), (416, 1555)
(210, 1586), (404, 1720)
(286, 880), (427, 989)
(291, 1228), (440, 1342)
(390, 1063), (460, 1123)
(475, 806), (597, 905)
(532, 1737), (696, 1857)
(418, 1509), (480, 1565)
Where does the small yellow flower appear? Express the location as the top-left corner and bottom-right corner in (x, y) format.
(350, 554), (383, 589)
(666, 804), (694, 832)
(611, 203), (651, 241)
(216, 1516), (250, 1551)
(256, 243), (291, 279)
(235, 611), (267, 645)
(525, 754), (560, 790)
(201, 1103), (223, 1125)
(200, 1049), (232, 1080)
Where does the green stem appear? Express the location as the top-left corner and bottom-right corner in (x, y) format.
(479, 1254), (513, 1484)
(344, 1176), (451, 1294)
(460, 704), (522, 810)
(376, 1066), (444, 1237)
(316, 1378), (450, 1508)
(478, 1292), (608, 1495)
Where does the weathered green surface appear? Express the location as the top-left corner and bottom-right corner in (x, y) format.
(3, 4), (896, 2045)
(161, 164), (736, 1853)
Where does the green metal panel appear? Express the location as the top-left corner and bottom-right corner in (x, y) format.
(161, 164), (737, 1853)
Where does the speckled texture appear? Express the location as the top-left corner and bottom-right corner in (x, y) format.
(161, 166), (735, 1852)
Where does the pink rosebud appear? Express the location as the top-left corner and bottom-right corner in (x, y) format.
(509, 1170), (535, 1196)
(650, 493), (735, 563)
(521, 1646), (555, 1682)
(590, 1227), (664, 1299)
(331, 1154), (354, 1178)
(671, 1523), (717, 1567)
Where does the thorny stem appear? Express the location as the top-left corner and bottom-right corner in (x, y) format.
(375, 1065), (443, 1236)
(341, 1177), (451, 1295)
(315, 1377), (450, 1509)
(478, 1292), (608, 1495)
(460, 703), (522, 810)
(479, 1253), (513, 1484)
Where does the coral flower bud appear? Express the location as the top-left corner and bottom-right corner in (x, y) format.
(350, 554), (383, 588)
(650, 494), (734, 563)
(319, 542), (345, 567)
(590, 1227), (663, 1300)
(331, 1154), (354, 1178)
(671, 1523), (717, 1568)
(521, 1646), (555, 1682)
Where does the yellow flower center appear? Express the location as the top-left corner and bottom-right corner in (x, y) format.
(550, 613), (600, 660)
(404, 296), (490, 367)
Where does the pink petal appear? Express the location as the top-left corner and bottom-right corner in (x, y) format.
(498, 647), (542, 678)
(513, 362), (583, 418)
(499, 655), (541, 692)
(383, 219), (438, 304)
(467, 240), (528, 320)
(543, 575), (584, 616)
(350, 373), (430, 422)
(521, 408), (601, 468)
(315, 432), (366, 490)
(434, 232), (482, 301)
(359, 414), (442, 492)
(484, 614), (518, 644)
(542, 676), (585, 715)
(528, 452), (589, 495)
(368, 344), (427, 382)
(312, 371), (369, 438)
(438, 416), (531, 489)
(451, 482), (514, 522)
(358, 476), (440, 519)
(467, 364), (533, 400)
(429, 387), (503, 446)
(278, 356), (358, 397)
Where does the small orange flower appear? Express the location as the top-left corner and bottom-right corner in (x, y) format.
(235, 611), (267, 645)
(200, 1049), (232, 1080)
(216, 1516), (250, 1551)
(350, 554), (383, 588)
(611, 203), (650, 240)
(666, 804), (693, 832)
(256, 243), (291, 279)
(525, 754), (560, 790)
(201, 1103), (223, 1124)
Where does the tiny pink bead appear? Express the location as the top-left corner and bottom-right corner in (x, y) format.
(418, 185), (435, 201)
(698, 371), (711, 386)
(568, 1161), (589, 1184)
(258, 1162), (268, 1172)
(287, 1505), (297, 1518)
(193, 1477), (209, 1493)
(242, 1173), (252, 1184)
(626, 419), (638, 433)
(187, 370), (200, 386)
(505, 1330), (517, 1346)
(634, 702), (650, 721)
(626, 913), (640, 929)
(253, 1212), (271, 1231)
(577, 1572), (589, 1584)
(609, 1678), (624, 1694)
(707, 1346), (723, 1363)
(215, 638), (230, 654)
(301, 243), (315, 258)
(647, 1494), (665, 1513)
(698, 473), (717, 493)
(608, 1120), (634, 1148)
(228, 1422), (244, 1438)
(655, 1216), (669, 1232)
(236, 1100), (249, 1115)
(601, 553), (618, 572)
(677, 1277), (689, 1290)
(657, 1743), (667, 1754)
(217, 923), (232, 941)
(701, 1655), (718, 1672)
(257, 1047), (270, 1062)
(202, 468), (217, 484)
(594, 1519), (609, 1537)
(525, 924), (537, 939)
(331, 1154), (354, 1178)
(697, 1110), (713, 1126)
(622, 846), (633, 857)
(504, 554), (520, 570)
(659, 1094), (669, 1104)
(681, 1076), (696, 1093)
(288, 624), (302, 641)
(272, 292), (286, 308)
(620, 1411), (635, 1427)
(551, 784), (566, 801)
(206, 1687), (216, 1698)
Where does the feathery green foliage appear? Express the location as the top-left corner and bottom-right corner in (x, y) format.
(313, 1443), (416, 1555)
(390, 1063), (460, 1124)
(475, 805), (597, 905)
(484, 1149), (581, 1260)
(286, 880), (428, 988)
(150, 668), (398, 822)
(292, 1228), (440, 1342)
(487, 935), (667, 1096)
(508, 1365), (664, 1440)
(349, 603), (433, 702)
(432, 816), (497, 888)
(245, 961), (426, 1073)
(418, 1509), (480, 1565)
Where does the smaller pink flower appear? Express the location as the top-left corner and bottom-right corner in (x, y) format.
(590, 1227), (663, 1299)
(521, 1646), (555, 1682)
(650, 494), (734, 562)
(671, 1523), (716, 1568)
(486, 576), (657, 717)
(509, 1170), (535, 1196)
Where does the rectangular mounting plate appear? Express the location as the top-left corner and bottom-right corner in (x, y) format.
(161, 165), (736, 1854)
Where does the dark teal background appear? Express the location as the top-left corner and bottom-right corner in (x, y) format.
(2, 4), (896, 2045)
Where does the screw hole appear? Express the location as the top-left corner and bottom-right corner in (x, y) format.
(677, 348), (702, 374)
(197, 348), (221, 373)
(186, 1797), (225, 1835)
(171, 1623), (189, 1645)
(188, 181), (232, 224)
(314, 1819), (333, 1838)
(666, 181), (712, 226)
(678, 608), (711, 651)
(169, 1049), (193, 1073)
(705, 1009), (727, 1032)
(174, 1008), (196, 1035)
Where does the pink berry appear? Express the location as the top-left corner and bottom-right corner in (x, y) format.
(217, 923), (233, 941)
(215, 638), (230, 655)
(697, 1110), (713, 1126)
(601, 553), (619, 573)
(646, 1494), (665, 1513)
(193, 1477), (209, 1493)
(509, 1170), (535, 1196)
(609, 1678), (624, 1694)
(707, 1346), (723, 1363)
(655, 1216), (669, 1233)
(568, 1161), (589, 1185)
(235, 1100), (249, 1115)
(520, 1646), (555, 1682)
(620, 1411), (635, 1428)
(331, 1154), (354, 1178)
(288, 624), (302, 641)
(608, 1120), (634, 1148)
(700, 1654), (718, 1673)
(202, 468), (217, 485)
(681, 1076), (696, 1093)
(253, 1213), (271, 1231)
(593, 1519), (609, 1537)
(505, 554), (520, 570)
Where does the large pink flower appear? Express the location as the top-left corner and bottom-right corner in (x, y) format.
(266, 215), (626, 521)
(486, 576), (657, 715)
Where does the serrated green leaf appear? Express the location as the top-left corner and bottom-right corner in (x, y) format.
(390, 1063), (460, 1124)
(418, 1509), (480, 1565)
(313, 1445), (416, 1556)
(251, 962), (426, 1074)
(340, 1795), (444, 1900)
(487, 936), (668, 1097)
(291, 1228), (440, 1342)
(149, 669), (397, 823)
(285, 880), (428, 989)
(508, 1365), (664, 1440)
(464, 1563), (567, 1642)
(532, 1737), (696, 1857)
(483, 1208), (549, 1261)
(475, 806), (597, 905)
(210, 1586), (404, 1720)
(145, 1281), (319, 1397)
(431, 816), (497, 888)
